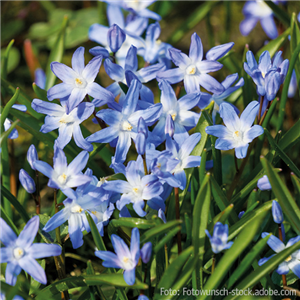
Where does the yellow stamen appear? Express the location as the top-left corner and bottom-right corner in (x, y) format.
(285, 255), (292, 262)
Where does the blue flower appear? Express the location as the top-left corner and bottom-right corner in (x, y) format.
(152, 80), (200, 145)
(27, 144), (38, 170)
(33, 145), (91, 199)
(104, 155), (164, 216)
(205, 222), (233, 254)
(107, 24), (126, 53)
(0, 292), (24, 300)
(34, 68), (46, 89)
(257, 175), (272, 190)
(138, 295), (149, 300)
(47, 47), (114, 113)
(258, 234), (300, 278)
(95, 228), (146, 285)
(0, 216), (61, 286)
(157, 33), (233, 94)
(240, 1), (278, 39)
(43, 172), (111, 248)
(165, 133), (202, 190)
(205, 101), (264, 159)
(32, 99), (94, 151)
(244, 50), (289, 101)
(87, 80), (162, 163)
(158, 208), (167, 223)
(19, 169), (36, 194)
(198, 73), (244, 123)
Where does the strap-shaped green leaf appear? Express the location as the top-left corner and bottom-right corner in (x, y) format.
(110, 218), (156, 230)
(224, 240), (300, 300)
(260, 157), (300, 234)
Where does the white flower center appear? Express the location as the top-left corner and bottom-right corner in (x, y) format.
(59, 113), (75, 124)
(71, 204), (84, 213)
(233, 130), (243, 142)
(121, 120), (133, 131)
(168, 110), (177, 121)
(57, 173), (68, 185)
(13, 247), (24, 259)
(133, 187), (139, 193)
(97, 178), (106, 187)
(186, 65), (197, 75)
(74, 77), (87, 89)
(122, 256), (135, 269)
(261, 72), (266, 78)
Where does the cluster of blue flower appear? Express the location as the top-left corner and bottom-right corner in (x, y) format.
(1, 1), (300, 298)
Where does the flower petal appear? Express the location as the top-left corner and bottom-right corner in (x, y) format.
(50, 62), (77, 84)
(43, 208), (70, 232)
(0, 218), (17, 247)
(219, 102), (240, 132)
(72, 47), (85, 75)
(67, 151), (89, 175)
(73, 125), (93, 152)
(157, 68), (184, 84)
(198, 74), (224, 95)
(69, 214), (84, 249)
(95, 250), (122, 268)
(28, 243), (62, 259)
(206, 42), (234, 61)
(189, 32), (203, 62)
(19, 255), (47, 284)
(123, 268), (136, 285)
(47, 83), (74, 101)
(82, 56), (102, 83)
(260, 15), (278, 39)
(17, 216), (39, 249)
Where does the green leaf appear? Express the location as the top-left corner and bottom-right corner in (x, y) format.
(265, 129), (300, 177)
(1, 87), (20, 130)
(110, 218), (156, 230)
(85, 211), (106, 251)
(32, 82), (48, 101)
(256, 27), (290, 58)
(291, 173), (300, 206)
(140, 219), (183, 243)
(45, 16), (68, 90)
(157, 246), (194, 291)
(224, 240), (300, 300)
(167, 1), (219, 45)
(277, 42), (300, 132)
(228, 201), (272, 241)
(198, 208), (268, 300)
(1, 280), (32, 300)
(1, 39), (14, 80)
(0, 46), (20, 75)
(265, 1), (290, 27)
(35, 274), (147, 299)
(271, 269), (299, 287)
(290, 12), (300, 94)
(192, 173), (211, 289)
(242, 45), (254, 107)
(260, 157), (300, 234)
(207, 204), (235, 233)
(1, 185), (30, 223)
(227, 234), (271, 288)
(154, 226), (182, 253)
(278, 118), (300, 151)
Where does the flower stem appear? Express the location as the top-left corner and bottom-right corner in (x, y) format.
(175, 81), (183, 99)
(212, 254), (216, 274)
(174, 187), (182, 254)
(278, 224), (287, 287)
(9, 139), (17, 197)
(257, 96), (264, 124)
(142, 154), (148, 175)
(35, 171), (41, 214)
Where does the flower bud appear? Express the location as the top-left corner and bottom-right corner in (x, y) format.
(141, 242), (152, 263)
(257, 175), (271, 191)
(272, 200), (283, 224)
(158, 208), (166, 223)
(27, 144), (38, 170)
(107, 24), (126, 53)
(135, 133), (146, 155)
(238, 211), (245, 219)
(19, 169), (36, 193)
(165, 114), (175, 138)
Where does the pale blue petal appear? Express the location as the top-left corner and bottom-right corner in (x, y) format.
(184, 74), (199, 93)
(189, 32), (203, 63)
(240, 101), (260, 131)
(0, 218), (17, 246)
(107, 4), (124, 27)
(258, 255), (274, 266)
(123, 268), (136, 285)
(219, 102), (240, 132)
(244, 125), (264, 142)
(276, 262), (289, 275)
(72, 47), (85, 74)
(73, 125), (93, 152)
(240, 17), (258, 36)
(182, 156), (201, 169)
(157, 68), (184, 84)
(143, 182), (163, 200)
(32, 99), (65, 116)
(12, 104), (26, 112)
(50, 62), (77, 84)
(115, 132), (132, 163)
(89, 24), (109, 46)
(174, 170), (187, 190)
(69, 214), (83, 249)
(215, 138), (235, 151)
(221, 73), (239, 89)
(82, 55), (102, 83)
(263, 233), (285, 253)
(158, 80), (177, 111)
(235, 145), (249, 159)
(87, 82), (114, 104)
(205, 125), (230, 138)
(33, 161), (53, 179)
(66, 88), (87, 113)
(138, 8), (161, 21)
(260, 15), (278, 39)
(286, 236), (300, 248)
(179, 132), (201, 158)
(197, 60), (223, 73)
(40, 116), (60, 133)
(89, 46), (110, 59)
(137, 63), (166, 83)
(122, 80), (142, 116)
(178, 92), (201, 110)
(206, 42), (234, 61)
(130, 228), (140, 264)
(141, 242), (152, 264)
(111, 234), (131, 259)
(104, 59), (125, 82)
(125, 46), (138, 72)
(128, 103), (162, 125)
(95, 250), (122, 268)
(199, 74), (224, 95)
(97, 109), (122, 126)
(53, 147), (67, 174)
(28, 243), (62, 259)
(56, 124), (73, 149)
(103, 180), (132, 193)
(19, 256), (47, 284)
(5, 262), (22, 286)
(133, 201), (146, 217)
(0, 247), (13, 262)
(43, 208), (70, 232)
(169, 48), (191, 68)
(178, 110), (199, 127)
(67, 151), (89, 175)
(87, 126), (119, 143)
(288, 260), (300, 278)
(213, 222), (228, 244)
(125, 17), (148, 36)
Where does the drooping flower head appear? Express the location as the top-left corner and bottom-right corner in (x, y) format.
(205, 222), (233, 254)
